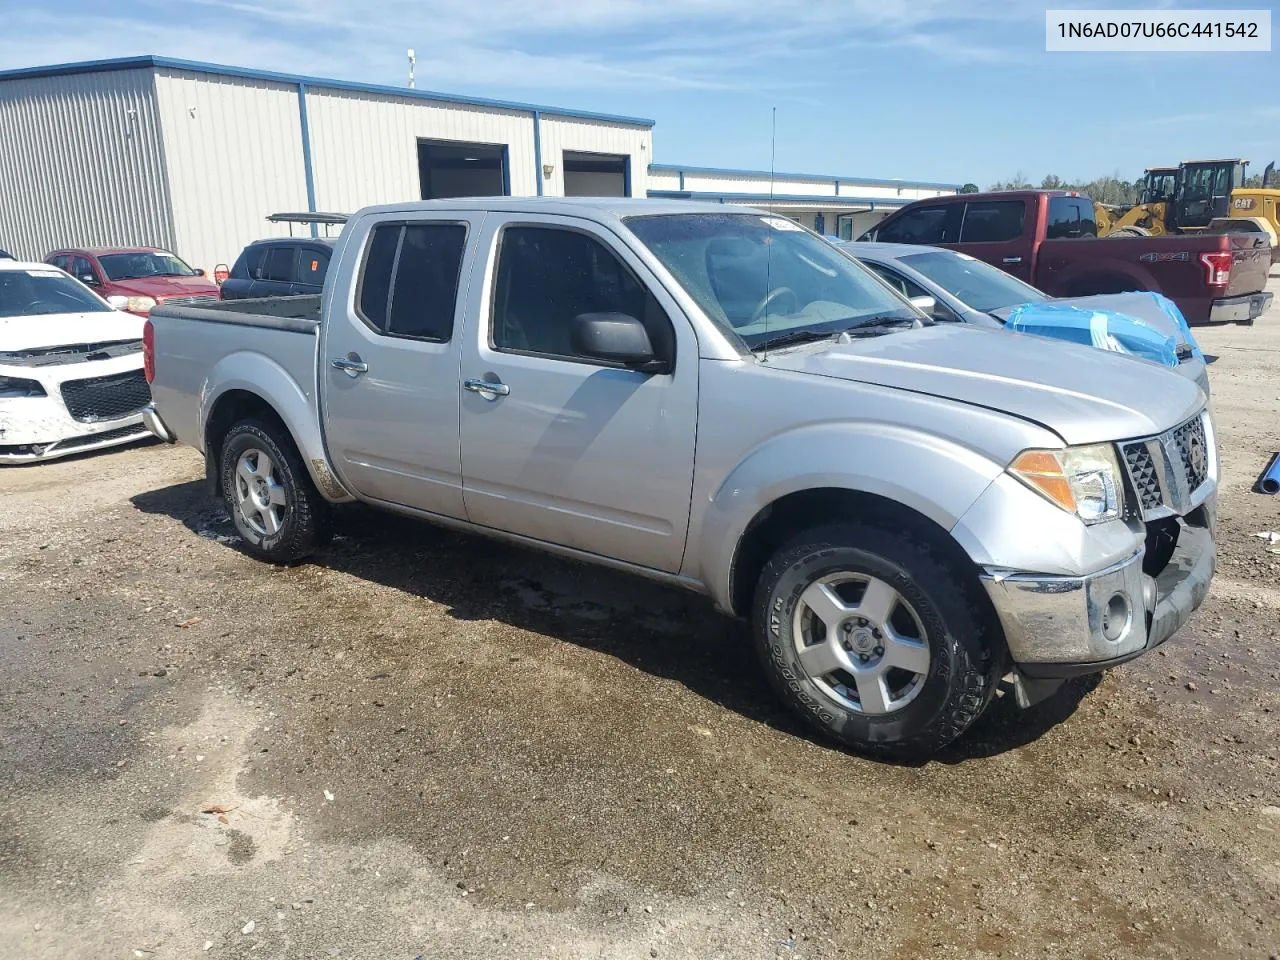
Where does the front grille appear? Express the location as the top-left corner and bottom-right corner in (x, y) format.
(1169, 415), (1209, 494)
(59, 370), (151, 423)
(161, 295), (218, 306)
(1123, 443), (1162, 511)
(1119, 413), (1212, 520)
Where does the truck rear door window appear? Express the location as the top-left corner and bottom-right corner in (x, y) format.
(1046, 197), (1096, 239)
(298, 247), (331, 286)
(959, 201), (1025, 243)
(356, 222), (466, 342)
(877, 205), (962, 245)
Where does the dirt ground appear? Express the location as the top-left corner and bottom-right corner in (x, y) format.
(2, 280), (1278, 960)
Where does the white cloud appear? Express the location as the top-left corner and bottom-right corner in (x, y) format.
(0, 0), (1039, 93)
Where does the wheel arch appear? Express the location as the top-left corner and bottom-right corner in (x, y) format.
(1058, 265), (1159, 297)
(201, 370), (349, 502)
(726, 488), (999, 630)
(690, 423), (1008, 616)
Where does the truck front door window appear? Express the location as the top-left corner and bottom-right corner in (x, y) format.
(262, 246), (296, 283)
(491, 226), (672, 363)
(876, 205), (961, 245)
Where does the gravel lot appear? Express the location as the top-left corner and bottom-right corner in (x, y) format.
(2, 281), (1278, 960)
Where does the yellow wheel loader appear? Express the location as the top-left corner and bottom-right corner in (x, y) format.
(1228, 161), (1280, 244)
(1096, 160), (1252, 238)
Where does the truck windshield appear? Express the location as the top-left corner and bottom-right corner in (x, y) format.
(625, 213), (919, 350)
(99, 252), (198, 280)
(898, 250), (1048, 313)
(0, 269), (113, 317)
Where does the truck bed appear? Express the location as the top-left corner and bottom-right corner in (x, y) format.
(1037, 233), (1271, 324)
(148, 295), (322, 456)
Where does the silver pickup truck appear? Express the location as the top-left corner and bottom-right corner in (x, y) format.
(143, 198), (1217, 758)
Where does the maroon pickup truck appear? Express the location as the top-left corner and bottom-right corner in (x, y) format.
(859, 190), (1273, 324)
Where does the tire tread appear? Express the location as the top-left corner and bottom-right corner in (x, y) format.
(753, 521), (1001, 759)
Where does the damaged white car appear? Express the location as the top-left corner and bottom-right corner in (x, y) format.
(0, 260), (152, 463)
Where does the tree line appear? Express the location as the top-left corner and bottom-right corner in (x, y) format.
(962, 169), (1274, 205)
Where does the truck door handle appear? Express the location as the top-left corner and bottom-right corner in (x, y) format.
(1002, 257), (1023, 264)
(463, 377), (510, 398)
(331, 356), (369, 377)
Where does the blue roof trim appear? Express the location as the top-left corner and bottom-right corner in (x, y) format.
(0, 55), (656, 128)
(647, 189), (910, 207)
(649, 162), (959, 191)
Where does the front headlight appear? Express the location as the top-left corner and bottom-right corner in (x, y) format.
(107, 295), (157, 314)
(1009, 443), (1125, 524)
(0, 375), (47, 399)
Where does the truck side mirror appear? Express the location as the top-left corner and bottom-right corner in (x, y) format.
(570, 312), (665, 372)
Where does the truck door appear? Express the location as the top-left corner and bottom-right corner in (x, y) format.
(456, 215), (698, 573)
(319, 215), (481, 519)
(952, 198), (1036, 282)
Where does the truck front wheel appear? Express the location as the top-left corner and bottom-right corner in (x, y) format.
(220, 418), (331, 564)
(753, 523), (1000, 759)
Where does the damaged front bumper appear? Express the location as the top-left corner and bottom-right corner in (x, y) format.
(0, 356), (152, 464)
(981, 505), (1215, 703)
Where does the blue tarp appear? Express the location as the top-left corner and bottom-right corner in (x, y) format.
(1003, 291), (1199, 369)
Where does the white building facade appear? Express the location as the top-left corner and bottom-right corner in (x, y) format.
(647, 164), (959, 239)
(0, 57), (654, 271)
(0, 55), (957, 272)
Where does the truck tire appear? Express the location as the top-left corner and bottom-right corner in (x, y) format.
(753, 523), (1000, 759)
(220, 418), (331, 564)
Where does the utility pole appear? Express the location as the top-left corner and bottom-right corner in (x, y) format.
(407, 49), (416, 89)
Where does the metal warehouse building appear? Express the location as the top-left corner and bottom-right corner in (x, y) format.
(0, 55), (956, 272)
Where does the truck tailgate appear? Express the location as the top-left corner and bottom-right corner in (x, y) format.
(1225, 233), (1271, 298)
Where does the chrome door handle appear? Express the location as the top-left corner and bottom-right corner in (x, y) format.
(1002, 257), (1023, 264)
(463, 377), (510, 398)
(331, 356), (369, 377)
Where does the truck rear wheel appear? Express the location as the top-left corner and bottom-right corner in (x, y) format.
(220, 418), (330, 564)
(752, 523), (1000, 759)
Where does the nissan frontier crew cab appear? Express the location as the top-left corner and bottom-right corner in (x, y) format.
(142, 199), (1217, 758)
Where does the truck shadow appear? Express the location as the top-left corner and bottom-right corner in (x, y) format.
(131, 480), (1097, 766)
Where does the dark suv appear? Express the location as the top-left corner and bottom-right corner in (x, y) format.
(218, 238), (333, 300)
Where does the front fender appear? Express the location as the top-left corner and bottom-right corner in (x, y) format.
(692, 422), (1005, 611)
(201, 352), (350, 502)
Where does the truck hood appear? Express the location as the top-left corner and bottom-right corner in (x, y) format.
(764, 324), (1204, 445)
(108, 275), (220, 299)
(0, 311), (144, 352)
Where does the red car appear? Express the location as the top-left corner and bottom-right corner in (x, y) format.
(45, 247), (220, 316)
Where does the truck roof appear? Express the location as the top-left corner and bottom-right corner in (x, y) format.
(352, 197), (771, 220)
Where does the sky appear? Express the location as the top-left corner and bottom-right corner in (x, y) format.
(1, 0), (1276, 187)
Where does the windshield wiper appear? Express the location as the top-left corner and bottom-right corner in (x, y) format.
(839, 313), (918, 331)
(750, 329), (838, 353)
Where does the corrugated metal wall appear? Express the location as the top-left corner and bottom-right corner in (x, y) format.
(0, 68), (173, 261)
(305, 89), (538, 212)
(154, 70), (311, 272)
(538, 117), (651, 197)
